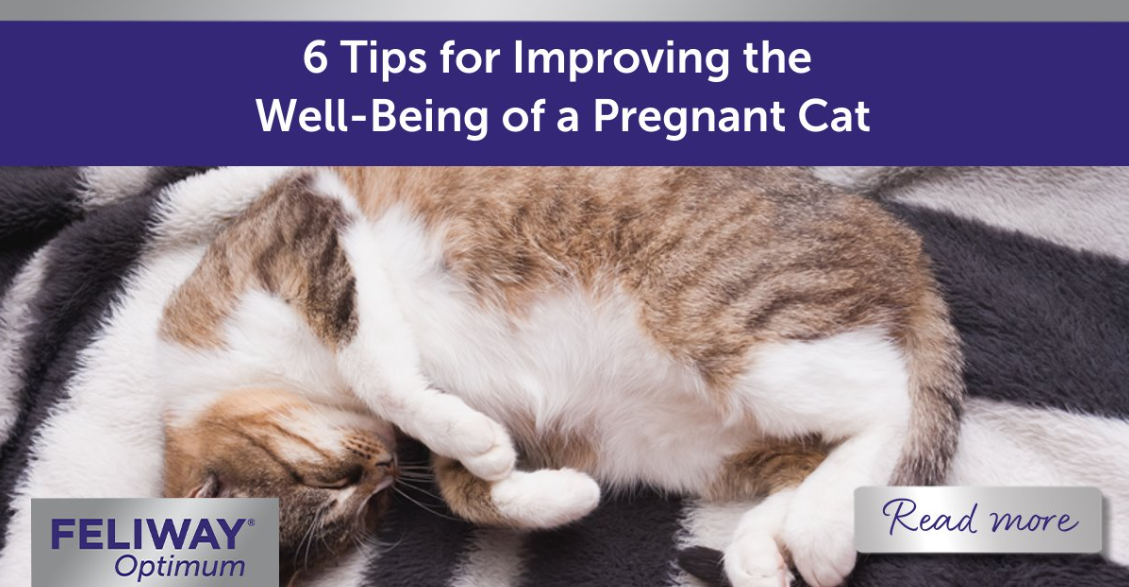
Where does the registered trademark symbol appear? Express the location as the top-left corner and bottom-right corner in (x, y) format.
(248, 519), (256, 526)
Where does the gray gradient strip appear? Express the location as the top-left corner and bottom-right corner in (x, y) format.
(4, 0), (1129, 21)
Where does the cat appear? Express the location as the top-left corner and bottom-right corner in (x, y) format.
(157, 166), (963, 587)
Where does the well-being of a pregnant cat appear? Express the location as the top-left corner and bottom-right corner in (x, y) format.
(158, 167), (963, 587)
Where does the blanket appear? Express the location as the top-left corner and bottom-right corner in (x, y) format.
(0, 166), (1127, 587)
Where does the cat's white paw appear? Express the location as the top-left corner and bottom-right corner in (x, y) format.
(491, 468), (601, 529)
(781, 493), (856, 587)
(418, 394), (516, 481)
(456, 416), (517, 482)
(724, 536), (794, 587)
(460, 438), (517, 481)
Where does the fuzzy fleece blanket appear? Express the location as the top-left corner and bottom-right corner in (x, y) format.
(0, 166), (1127, 587)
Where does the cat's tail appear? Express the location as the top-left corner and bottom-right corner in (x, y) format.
(892, 280), (965, 486)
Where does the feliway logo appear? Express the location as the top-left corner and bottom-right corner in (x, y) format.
(32, 498), (278, 587)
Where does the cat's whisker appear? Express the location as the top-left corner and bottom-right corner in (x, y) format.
(310, 507), (329, 570)
(395, 469), (434, 475)
(295, 514), (316, 568)
(374, 534), (407, 556)
(396, 478), (436, 486)
(398, 485), (443, 503)
(301, 505), (330, 572)
(298, 511), (318, 571)
(293, 507), (319, 571)
(392, 486), (461, 522)
(396, 479), (436, 487)
(316, 516), (336, 558)
(394, 480), (446, 503)
(394, 470), (434, 479)
(354, 531), (380, 550)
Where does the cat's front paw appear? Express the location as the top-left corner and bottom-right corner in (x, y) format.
(723, 535), (794, 587)
(418, 394), (516, 481)
(491, 468), (601, 529)
(456, 415), (517, 481)
(781, 496), (856, 587)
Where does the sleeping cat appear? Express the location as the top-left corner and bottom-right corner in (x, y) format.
(157, 167), (963, 587)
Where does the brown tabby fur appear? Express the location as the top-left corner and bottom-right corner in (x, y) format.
(161, 173), (357, 350)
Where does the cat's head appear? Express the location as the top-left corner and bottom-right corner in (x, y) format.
(163, 387), (396, 582)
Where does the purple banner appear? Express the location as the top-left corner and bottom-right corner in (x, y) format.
(1, 22), (1126, 164)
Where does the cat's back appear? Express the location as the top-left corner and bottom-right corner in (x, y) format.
(333, 165), (913, 290)
(334, 167), (927, 383)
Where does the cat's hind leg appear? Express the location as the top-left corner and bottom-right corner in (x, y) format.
(781, 425), (905, 587)
(703, 439), (826, 587)
(729, 328), (921, 587)
(432, 455), (601, 529)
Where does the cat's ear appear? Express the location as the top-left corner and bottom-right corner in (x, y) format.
(186, 472), (223, 498)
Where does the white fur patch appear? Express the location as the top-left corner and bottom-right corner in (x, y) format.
(677, 499), (759, 552)
(159, 290), (355, 427)
(734, 327), (910, 441)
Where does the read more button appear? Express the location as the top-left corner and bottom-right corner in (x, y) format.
(854, 487), (1102, 554)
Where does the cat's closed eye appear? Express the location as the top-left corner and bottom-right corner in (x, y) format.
(306, 464), (365, 489)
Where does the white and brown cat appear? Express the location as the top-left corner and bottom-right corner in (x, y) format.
(158, 167), (963, 587)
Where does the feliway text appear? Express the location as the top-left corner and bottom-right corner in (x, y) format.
(51, 518), (247, 550)
(255, 38), (871, 141)
(854, 487), (1102, 554)
(31, 499), (278, 587)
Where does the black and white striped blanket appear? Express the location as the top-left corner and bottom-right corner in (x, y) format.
(0, 166), (1126, 586)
